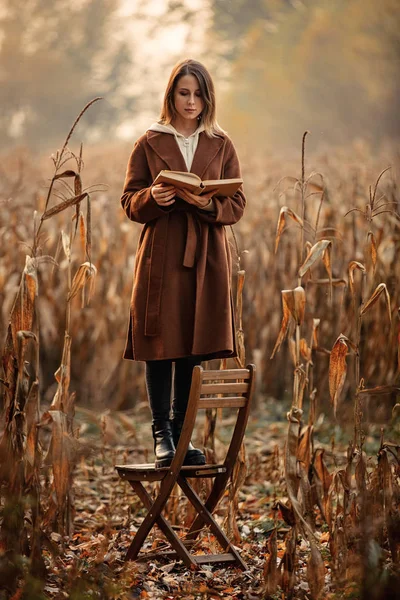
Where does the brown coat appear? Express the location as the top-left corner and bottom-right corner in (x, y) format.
(121, 129), (246, 361)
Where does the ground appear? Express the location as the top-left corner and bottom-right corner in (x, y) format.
(34, 398), (352, 600)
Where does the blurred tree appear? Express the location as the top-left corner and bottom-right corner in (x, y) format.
(208, 0), (400, 148)
(0, 0), (134, 148)
(210, 0), (292, 60)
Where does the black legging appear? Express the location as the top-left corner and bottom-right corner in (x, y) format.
(145, 357), (202, 422)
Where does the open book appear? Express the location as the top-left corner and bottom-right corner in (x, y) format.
(153, 170), (243, 197)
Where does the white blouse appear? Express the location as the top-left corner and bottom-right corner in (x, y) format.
(147, 122), (205, 171)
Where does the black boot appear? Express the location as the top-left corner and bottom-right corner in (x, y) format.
(172, 416), (206, 466)
(152, 421), (176, 468)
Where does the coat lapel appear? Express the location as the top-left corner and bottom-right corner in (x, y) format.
(147, 130), (225, 177)
(191, 133), (224, 179)
(147, 131), (187, 172)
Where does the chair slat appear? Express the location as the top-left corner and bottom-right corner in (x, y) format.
(136, 550), (237, 565)
(116, 463), (227, 478)
(200, 382), (249, 395)
(198, 396), (247, 409)
(194, 553), (237, 564)
(201, 369), (250, 381)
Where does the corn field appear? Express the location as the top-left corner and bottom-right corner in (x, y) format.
(0, 108), (399, 599)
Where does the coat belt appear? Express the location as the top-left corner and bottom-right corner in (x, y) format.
(144, 211), (198, 336)
(183, 212), (198, 268)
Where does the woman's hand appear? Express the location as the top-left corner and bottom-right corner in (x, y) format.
(177, 188), (216, 209)
(151, 183), (176, 206)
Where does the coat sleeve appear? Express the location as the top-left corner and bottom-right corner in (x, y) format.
(196, 137), (246, 226)
(120, 140), (172, 223)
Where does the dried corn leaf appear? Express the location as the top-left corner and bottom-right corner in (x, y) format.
(313, 450), (333, 498)
(64, 391), (76, 424)
(286, 406), (303, 499)
(305, 174), (324, 194)
(355, 451), (366, 495)
(281, 528), (296, 595)
(307, 543), (325, 600)
(329, 334), (349, 415)
(41, 192), (88, 221)
(271, 287), (305, 358)
(300, 338), (312, 361)
(285, 286), (306, 325)
(294, 364), (307, 409)
(298, 425), (313, 468)
(361, 283), (391, 323)
(24, 380), (39, 472)
(236, 329), (245, 369)
(270, 292), (291, 359)
(276, 501), (296, 527)
(43, 410), (77, 510)
(348, 261), (366, 297)
(275, 206), (303, 253)
(299, 461), (315, 530)
(367, 231), (377, 273)
(285, 406), (317, 540)
(312, 449), (333, 526)
(317, 227), (343, 239)
(298, 240), (331, 278)
(263, 528), (278, 595)
(67, 262), (97, 304)
(54, 170), (77, 180)
(51, 333), (71, 412)
(312, 319), (320, 349)
(79, 212), (86, 257)
(9, 256), (37, 351)
(378, 447), (393, 510)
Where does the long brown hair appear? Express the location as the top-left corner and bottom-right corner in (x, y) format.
(159, 59), (224, 137)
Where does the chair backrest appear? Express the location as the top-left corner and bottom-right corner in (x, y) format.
(172, 365), (256, 474)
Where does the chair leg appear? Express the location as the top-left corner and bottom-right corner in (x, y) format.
(123, 474), (178, 560)
(178, 475), (247, 570)
(126, 481), (198, 569)
(185, 474), (229, 541)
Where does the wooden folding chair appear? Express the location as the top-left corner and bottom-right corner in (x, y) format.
(115, 364), (256, 570)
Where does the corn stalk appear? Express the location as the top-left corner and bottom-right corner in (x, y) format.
(0, 100), (100, 591)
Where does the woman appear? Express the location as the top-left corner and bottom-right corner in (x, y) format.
(121, 58), (246, 468)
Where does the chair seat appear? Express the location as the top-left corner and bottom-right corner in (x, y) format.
(116, 463), (227, 482)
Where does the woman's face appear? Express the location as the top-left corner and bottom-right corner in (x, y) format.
(173, 74), (204, 123)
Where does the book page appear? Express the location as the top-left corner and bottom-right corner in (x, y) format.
(154, 170), (202, 188)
